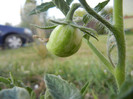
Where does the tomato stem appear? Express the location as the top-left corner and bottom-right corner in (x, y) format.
(113, 0), (126, 91)
(85, 40), (114, 74)
(79, 0), (126, 91)
(65, 3), (81, 22)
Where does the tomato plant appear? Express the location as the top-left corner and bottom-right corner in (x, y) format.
(31, 0), (127, 98)
(0, 0), (131, 99)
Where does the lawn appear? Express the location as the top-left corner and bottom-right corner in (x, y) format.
(0, 35), (133, 98)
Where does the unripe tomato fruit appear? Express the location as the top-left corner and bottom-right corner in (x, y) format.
(46, 25), (82, 57)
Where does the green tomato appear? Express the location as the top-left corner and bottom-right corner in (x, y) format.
(46, 25), (82, 57)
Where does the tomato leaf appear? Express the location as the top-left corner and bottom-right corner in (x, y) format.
(52, 0), (70, 15)
(81, 29), (98, 41)
(70, 23), (98, 36)
(83, 34), (90, 41)
(0, 86), (30, 99)
(94, 0), (110, 13)
(44, 74), (82, 99)
(50, 19), (68, 25)
(31, 24), (57, 29)
(70, 23), (98, 40)
(30, 1), (55, 15)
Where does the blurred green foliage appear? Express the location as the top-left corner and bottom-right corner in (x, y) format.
(0, 35), (133, 98)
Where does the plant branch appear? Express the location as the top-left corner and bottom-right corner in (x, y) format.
(65, 3), (81, 21)
(113, 0), (126, 90)
(79, 0), (126, 90)
(85, 39), (114, 74)
(79, 0), (115, 32)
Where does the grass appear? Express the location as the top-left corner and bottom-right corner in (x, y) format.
(0, 35), (133, 98)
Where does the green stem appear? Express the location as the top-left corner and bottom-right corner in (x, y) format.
(85, 40), (114, 74)
(113, 0), (126, 90)
(79, 0), (115, 32)
(79, 0), (126, 90)
(65, 3), (81, 21)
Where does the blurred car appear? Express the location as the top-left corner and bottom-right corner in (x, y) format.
(0, 25), (33, 49)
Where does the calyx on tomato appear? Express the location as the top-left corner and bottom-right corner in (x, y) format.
(46, 25), (82, 57)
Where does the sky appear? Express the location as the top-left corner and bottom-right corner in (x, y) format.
(0, 0), (115, 26)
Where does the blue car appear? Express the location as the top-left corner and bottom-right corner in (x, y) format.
(0, 25), (33, 49)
